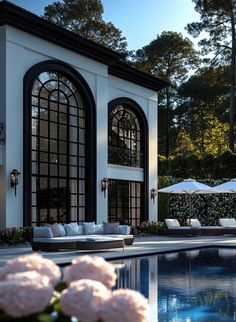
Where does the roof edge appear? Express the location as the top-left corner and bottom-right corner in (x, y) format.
(0, 1), (169, 92)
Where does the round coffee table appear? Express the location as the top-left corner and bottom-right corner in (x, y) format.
(76, 237), (124, 250)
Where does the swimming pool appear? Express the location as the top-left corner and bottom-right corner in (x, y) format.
(111, 248), (236, 322)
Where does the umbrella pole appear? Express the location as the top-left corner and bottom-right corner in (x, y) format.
(189, 193), (192, 226)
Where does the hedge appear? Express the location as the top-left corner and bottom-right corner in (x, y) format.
(158, 176), (236, 226)
(158, 150), (236, 179)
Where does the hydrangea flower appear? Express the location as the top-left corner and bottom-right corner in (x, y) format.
(101, 289), (150, 322)
(0, 271), (53, 318)
(0, 253), (61, 286)
(61, 279), (111, 322)
(63, 255), (117, 289)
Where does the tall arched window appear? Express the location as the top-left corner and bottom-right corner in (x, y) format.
(108, 98), (148, 225)
(24, 61), (96, 226)
(108, 104), (143, 168)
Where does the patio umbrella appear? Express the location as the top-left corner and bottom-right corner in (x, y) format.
(158, 178), (216, 225)
(213, 178), (236, 192)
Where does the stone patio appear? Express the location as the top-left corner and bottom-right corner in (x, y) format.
(1, 235), (236, 266)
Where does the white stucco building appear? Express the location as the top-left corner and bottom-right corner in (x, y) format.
(0, 1), (168, 229)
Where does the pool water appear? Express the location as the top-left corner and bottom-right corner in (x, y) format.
(112, 248), (236, 322)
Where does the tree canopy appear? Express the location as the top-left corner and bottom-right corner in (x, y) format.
(186, 0), (236, 151)
(43, 0), (128, 55)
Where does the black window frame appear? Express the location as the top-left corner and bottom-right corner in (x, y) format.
(108, 98), (149, 223)
(23, 60), (96, 226)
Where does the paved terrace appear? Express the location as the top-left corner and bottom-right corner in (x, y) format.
(1, 235), (236, 266)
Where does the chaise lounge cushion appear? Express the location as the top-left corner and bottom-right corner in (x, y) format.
(165, 219), (181, 229)
(186, 219), (201, 228)
(220, 218), (236, 227)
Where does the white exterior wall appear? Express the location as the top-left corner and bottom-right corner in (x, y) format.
(1, 25), (158, 228)
(0, 26), (6, 229)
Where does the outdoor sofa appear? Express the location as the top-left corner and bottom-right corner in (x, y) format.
(32, 222), (134, 251)
(158, 218), (236, 236)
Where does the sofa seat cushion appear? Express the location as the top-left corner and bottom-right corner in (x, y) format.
(33, 234), (102, 243)
(101, 234), (133, 240)
(33, 234), (131, 243)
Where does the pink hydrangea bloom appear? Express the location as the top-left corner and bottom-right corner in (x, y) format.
(61, 279), (111, 322)
(0, 253), (61, 286)
(101, 289), (150, 322)
(0, 271), (53, 318)
(63, 255), (117, 289)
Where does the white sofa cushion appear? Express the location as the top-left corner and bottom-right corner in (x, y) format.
(47, 223), (62, 237)
(186, 219), (201, 228)
(33, 234), (133, 243)
(165, 219), (180, 229)
(78, 224), (85, 235)
(58, 223), (66, 236)
(83, 222), (95, 234)
(94, 224), (104, 234)
(103, 222), (119, 234)
(34, 227), (53, 238)
(64, 223), (80, 236)
(119, 225), (131, 235)
(220, 218), (236, 227)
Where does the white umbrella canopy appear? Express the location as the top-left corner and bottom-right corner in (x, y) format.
(213, 178), (236, 192)
(158, 178), (215, 194)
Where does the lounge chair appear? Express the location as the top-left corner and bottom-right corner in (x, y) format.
(158, 218), (236, 236)
(158, 219), (201, 236)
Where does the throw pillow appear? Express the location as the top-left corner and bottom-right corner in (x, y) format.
(57, 223), (66, 236)
(47, 223), (61, 237)
(119, 225), (130, 235)
(64, 223), (79, 236)
(78, 225), (85, 235)
(33, 227), (53, 238)
(83, 222), (95, 235)
(94, 224), (104, 234)
(103, 222), (119, 234)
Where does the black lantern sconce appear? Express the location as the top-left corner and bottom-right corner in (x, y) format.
(101, 178), (109, 198)
(150, 188), (157, 203)
(10, 169), (21, 196)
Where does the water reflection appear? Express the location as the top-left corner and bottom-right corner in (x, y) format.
(112, 248), (236, 322)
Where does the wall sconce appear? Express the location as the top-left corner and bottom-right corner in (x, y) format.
(150, 188), (157, 203)
(10, 169), (21, 196)
(101, 178), (109, 198)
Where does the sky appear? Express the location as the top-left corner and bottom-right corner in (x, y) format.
(8, 0), (201, 51)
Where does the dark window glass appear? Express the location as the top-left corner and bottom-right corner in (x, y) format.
(108, 104), (143, 167)
(31, 72), (86, 225)
(108, 179), (143, 226)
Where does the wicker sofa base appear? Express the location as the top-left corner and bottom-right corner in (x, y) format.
(32, 236), (133, 251)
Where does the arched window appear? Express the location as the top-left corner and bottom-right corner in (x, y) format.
(108, 104), (143, 168)
(24, 61), (96, 226)
(108, 98), (148, 225)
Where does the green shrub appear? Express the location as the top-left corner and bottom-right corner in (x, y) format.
(0, 227), (32, 245)
(132, 221), (165, 235)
